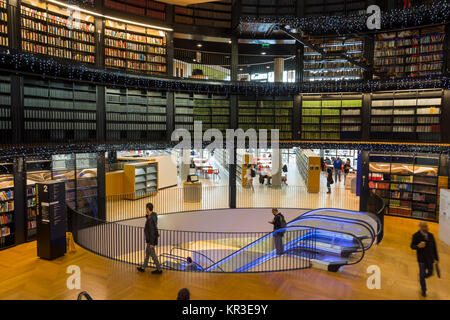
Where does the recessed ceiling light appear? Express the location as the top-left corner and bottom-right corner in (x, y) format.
(266, 66), (270, 69)
(197, 44), (202, 48)
(261, 52), (266, 55)
(193, 59), (196, 62)
(239, 68), (243, 71)
(228, 40), (232, 44)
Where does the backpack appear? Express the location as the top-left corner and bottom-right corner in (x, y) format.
(279, 214), (287, 229)
(250, 168), (256, 177)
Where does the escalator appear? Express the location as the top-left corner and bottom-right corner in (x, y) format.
(159, 208), (382, 273)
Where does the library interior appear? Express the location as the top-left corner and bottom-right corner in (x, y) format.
(0, 0), (449, 302)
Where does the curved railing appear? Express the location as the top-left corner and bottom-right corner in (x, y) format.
(367, 192), (386, 243)
(77, 291), (93, 300)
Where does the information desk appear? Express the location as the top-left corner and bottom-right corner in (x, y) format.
(183, 181), (202, 203)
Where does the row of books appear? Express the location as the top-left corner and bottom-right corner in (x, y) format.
(105, 48), (166, 63)
(0, 22), (6, 33)
(105, 58), (166, 72)
(375, 34), (445, 49)
(105, 38), (166, 54)
(21, 6), (95, 32)
(105, 29), (164, 45)
(0, 190), (13, 201)
(305, 69), (362, 77)
(0, 226), (11, 237)
(0, 35), (7, 47)
(24, 122), (96, 130)
(22, 30), (95, 53)
(374, 44), (444, 57)
(106, 114), (166, 122)
(375, 54), (444, 65)
(106, 123), (166, 130)
(0, 214), (12, 225)
(25, 110), (96, 120)
(27, 197), (36, 207)
(0, 201), (13, 213)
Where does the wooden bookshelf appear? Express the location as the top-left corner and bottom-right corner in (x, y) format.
(301, 93), (363, 140)
(25, 159), (52, 241)
(368, 153), (446, 222)
(238, 98), (293, 140)
(0, 0), (8, 47)
(104, 0), (166, 21)
(370, 89), (443, 141)
(0, 163), (14, 250)
(23, 78), (97, 142)
(174, 0), (231, 29)
(0, 75), (11, 144)
(104, 19), (166, 75)
(304, 36), (364, 81)
(124, 162), (158, 199)
(374, 25), (445, 78)
(20, 0), (95, 63)
(105, 87), (167, 141)
(295, 148), (320, 193)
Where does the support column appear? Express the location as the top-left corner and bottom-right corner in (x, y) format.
(231, 36), (238, 82)
(7, 0), (19, 50)
(271, 148), (283, 188)
(228, 141), (237, 208)
(13, 156), (26, 245)
(295, 42), (304, 83)
(11, 75), (23, 144)
(442, 90), (450, 143)
(96, 85), (106, 142)
(166, 91), (175, 140)
(293, 94), (301, 140)
(274, 57), (284, 82)
(96, 152), (106, 221)
(361, 93), (371, 140)
(359, 150), (370, 212)
(166, 31), (174, 77)
(94, 17), (104, 69)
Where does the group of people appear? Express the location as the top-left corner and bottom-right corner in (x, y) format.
(245, 163), (288, 190)
(136, 202), (440, 299)
(324, 156), (353, 194)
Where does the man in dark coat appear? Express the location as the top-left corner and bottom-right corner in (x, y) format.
(137, 203), (162, 274)
(410, 221), (439, 297)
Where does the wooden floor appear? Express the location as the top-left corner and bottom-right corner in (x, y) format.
(0, 216), (448, 300)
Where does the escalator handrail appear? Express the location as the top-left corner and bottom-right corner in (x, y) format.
(298, 208), (382, 237)
(159, 253), (205, 271)
(205, 225), (366, 272)
(170, 246), (219, 267)
(289, 215), (375, 250)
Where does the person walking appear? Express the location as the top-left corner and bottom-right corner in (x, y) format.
(269, 208), (286, 255)
(343, 158), (352, 183)
(411, 221), (439, 297)
(137, 202), (163, 274)
(326, 167), (334, 194)
(333, 156), (343, 183)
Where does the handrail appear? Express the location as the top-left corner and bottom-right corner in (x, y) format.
(170, 247), (224, 271)
(205, 225), (365, 272)
(298, 208), (382, 238)
(77, 291), (93, 300)
(290, 215), (375, 250)
(159, 253), (204, 271)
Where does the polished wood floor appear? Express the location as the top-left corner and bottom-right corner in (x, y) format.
(0, 216), (448, 300)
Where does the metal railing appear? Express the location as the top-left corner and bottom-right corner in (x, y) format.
(367, 191), (386, 243)
(68, 206), (315, 273)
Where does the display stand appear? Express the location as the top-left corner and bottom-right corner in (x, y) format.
(36, 181), (66, 260)
(183, 181), (202, 203)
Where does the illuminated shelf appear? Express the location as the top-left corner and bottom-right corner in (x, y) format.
(20, 0), (95, 63)
(0, 0), (8, 47)
(104, 19), (167, 75)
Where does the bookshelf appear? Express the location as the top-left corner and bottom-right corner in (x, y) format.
(104, 19), (166, 75)
(213, 149), (228, 174)
(301, 93), (363, 140)
(175, 92), (194, 132)
(0, 163), (14, 250)
(303, 36), (364, 82)
(20, 0), (95, 63)
(304, 0), (368, 16)
(238, 98), (293, 140)
(104, 0), (166, 21)
(368, 153), (447, 222)
(295, 149), (320, 193)
(193, 94), (230, 134)
(75, 153), (98, 214)
(370, 89), (443, 141)
(23, 78), (97, 142)
(105, 87), (167, 141)
(374, 25), (445, 78)
(123, 162), (158, 199)
(174, 1), (232, 29)
(0, 75), (11, 144)
(236, 151), (252, 186)
(25, 159), (52, 241)
(0, 0), (8, 48)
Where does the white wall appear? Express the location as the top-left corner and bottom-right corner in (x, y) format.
(439, 189), (450, 246)
(153, 155), (178, 189)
